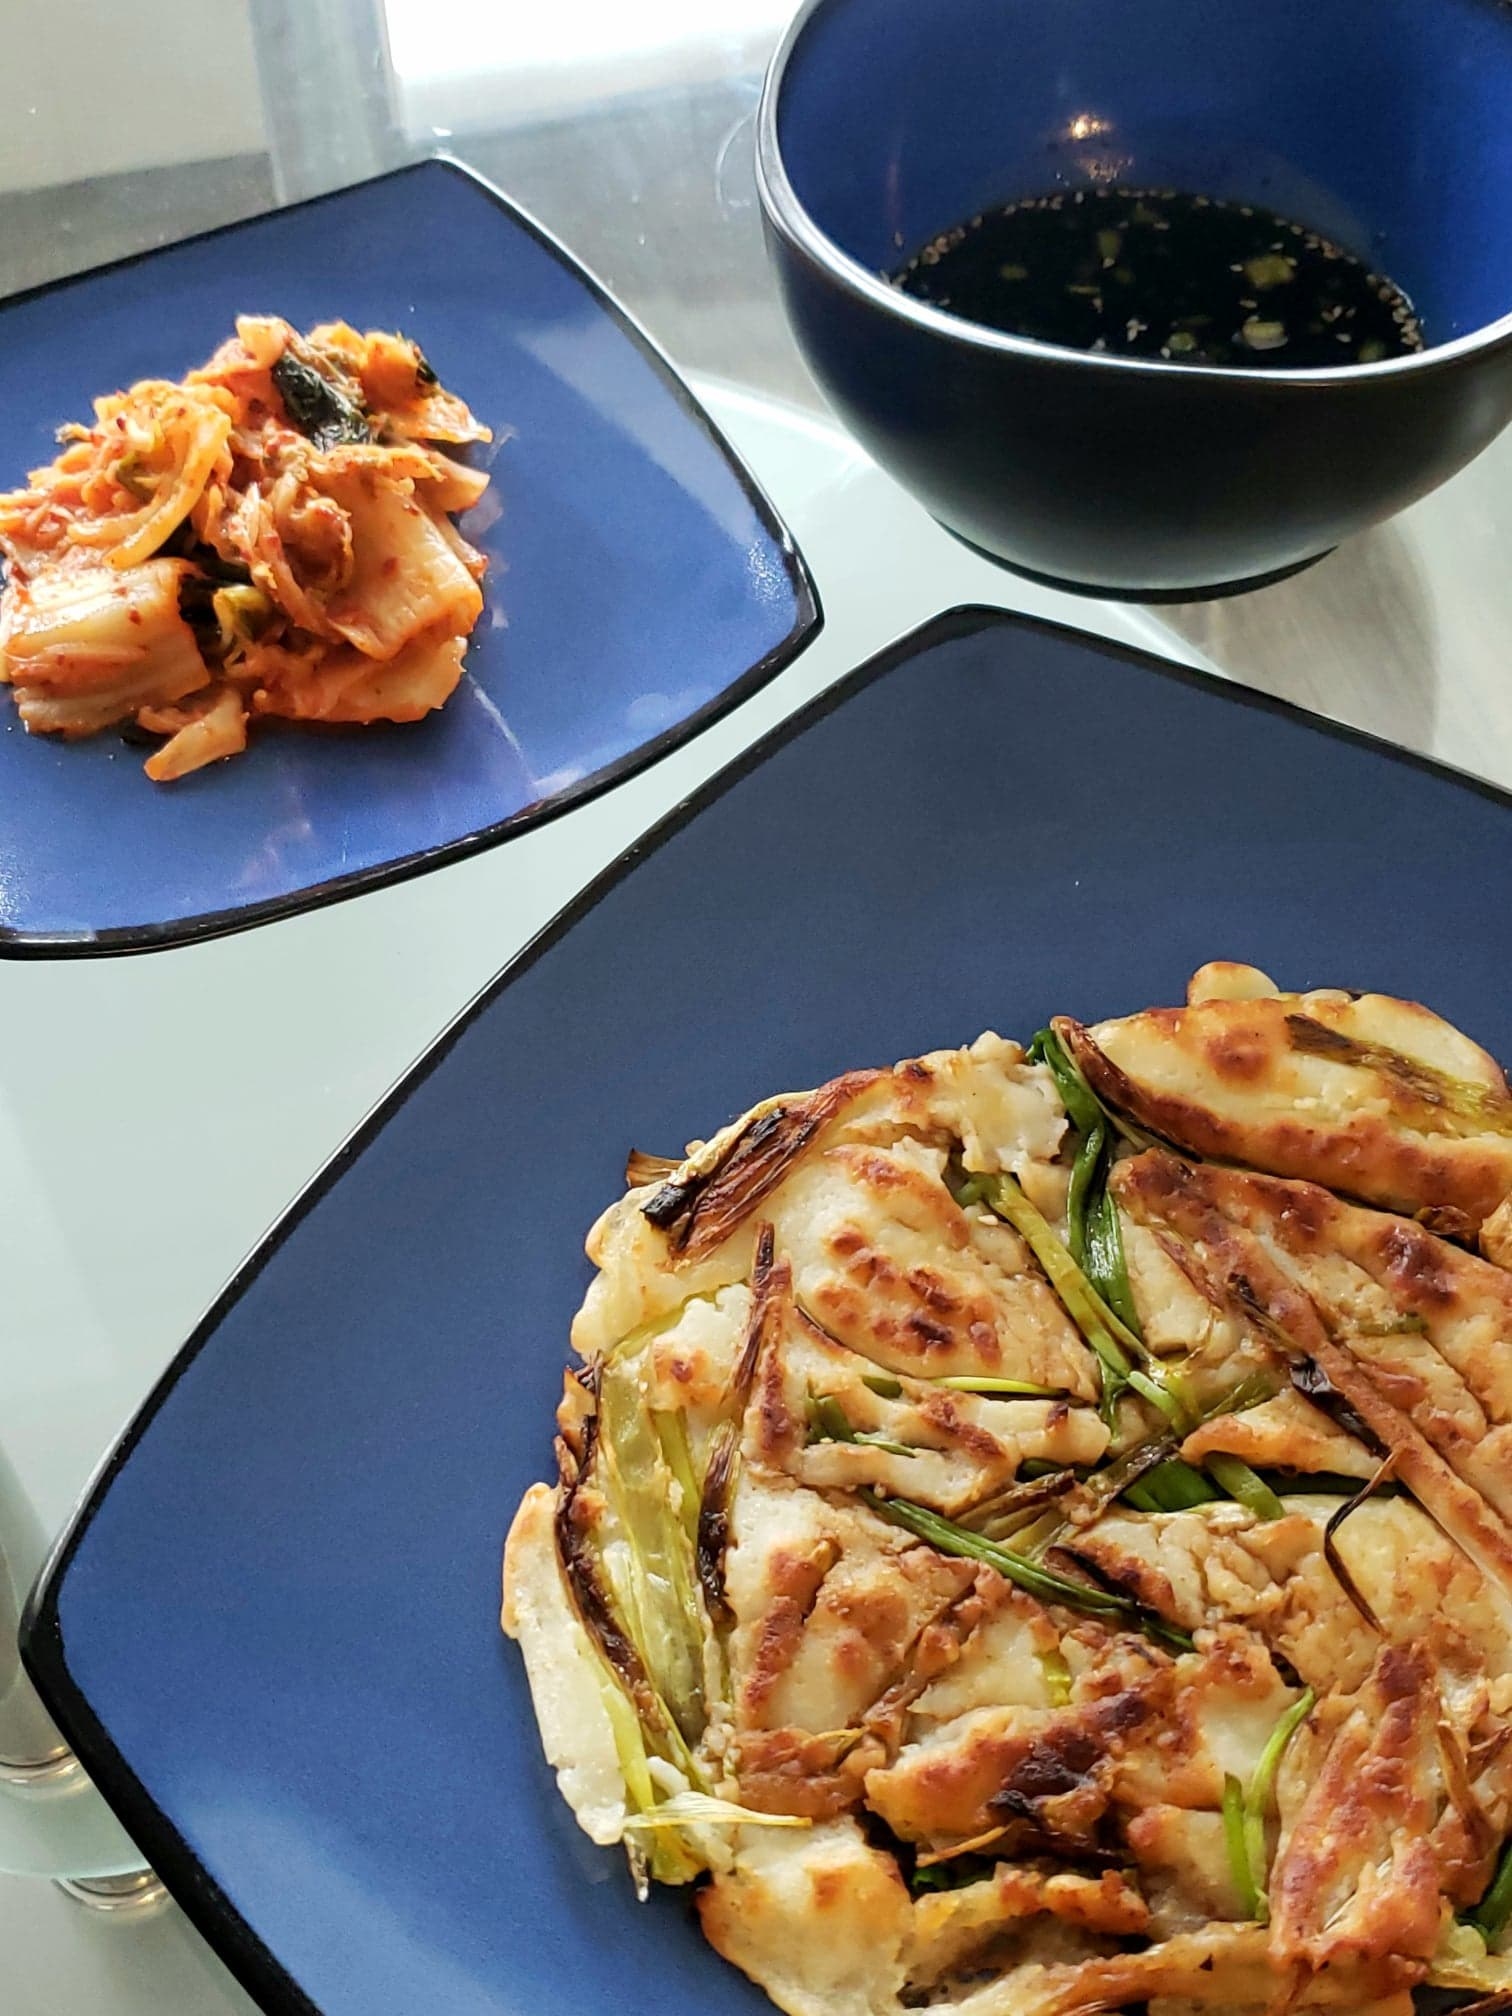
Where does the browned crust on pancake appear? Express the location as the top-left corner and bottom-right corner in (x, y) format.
(1057, 1007), (1512, 1229)
(1113, 1150), (1512, 1599)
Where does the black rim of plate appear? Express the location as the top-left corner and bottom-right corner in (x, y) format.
(22, 602), (1512, 2015)
(0, 154), (821, 961)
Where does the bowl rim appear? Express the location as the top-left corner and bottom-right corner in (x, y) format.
(755, 0), (1512, 387)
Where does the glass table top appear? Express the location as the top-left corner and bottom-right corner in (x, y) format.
(4, 3), (1512, 2008)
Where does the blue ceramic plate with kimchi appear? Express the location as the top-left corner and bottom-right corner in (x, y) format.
(0, 156), (818, 954)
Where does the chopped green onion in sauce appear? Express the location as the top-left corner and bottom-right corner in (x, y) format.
(895, 188), (1423, 369)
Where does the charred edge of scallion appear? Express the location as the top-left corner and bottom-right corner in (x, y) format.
(694, 1450), (734, 1627)
(554, 1409), (659, 1721)
(695, 1223), (779, 1624)
(1102, 1432), (1182, 1496)
(1289, 1358), (1389, 1458)
(732, 1223), (780, 1392)
(1322, 1451), (1399, 1633)
(960, 1468), (1079, 1531)
(642, 1172), (703, 1228)
(659, 1110), (789, 1241)
(625, 1148), (681, 1189)
(982, 1793), (1131, 1870)
(1437, 1716), (1490, 1876)
(1019, 1430), (1178, 1553)
(1192, 1275), (1374, 1485)
(1253, 1468), (1392, 1499)
(643, 1077), (866, 1256)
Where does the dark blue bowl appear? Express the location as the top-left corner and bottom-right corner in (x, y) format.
(757, 0), (1512, 596)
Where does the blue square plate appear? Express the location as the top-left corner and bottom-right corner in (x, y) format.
(23, 607), (1512, 2014)
(0, 157), (818, 955)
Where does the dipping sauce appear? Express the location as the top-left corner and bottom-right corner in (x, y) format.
(893, 188), (1424, 368)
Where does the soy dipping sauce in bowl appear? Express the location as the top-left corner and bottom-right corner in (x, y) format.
(755, 0), (1512, 597)
(894, 187), (1424, 369)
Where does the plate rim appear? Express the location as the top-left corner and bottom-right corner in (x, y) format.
(22, 599), (1512, 2015)
(0, 154), (822, 960)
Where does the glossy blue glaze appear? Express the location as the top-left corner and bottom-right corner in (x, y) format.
(0, 159), (816, 953)
(26, 608), (1512, 2015)
(777, 0), (1512, 339)
(757, 0), (1512, 593)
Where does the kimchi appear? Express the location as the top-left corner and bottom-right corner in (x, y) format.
(0, 317), (492, 782)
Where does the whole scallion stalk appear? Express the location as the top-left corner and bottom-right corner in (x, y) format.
(1030, 1027), (1143, 1334)
(1083, 1185), (1142, 1338)
(1029, 1026), (1107, 1265)
(982, 1172), (1183, 1429)
(865, 1489), (1192, 1650)
(598, 1355), (708, 1745)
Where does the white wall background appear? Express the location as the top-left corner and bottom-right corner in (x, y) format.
(386, 0), (786, 133)
(0, 0), (787, 196)
(0, 0), (268, 195)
